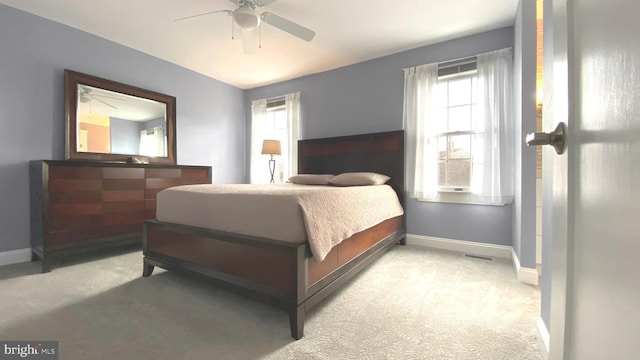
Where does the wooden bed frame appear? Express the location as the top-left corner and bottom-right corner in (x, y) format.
(142, 130), (405, 339)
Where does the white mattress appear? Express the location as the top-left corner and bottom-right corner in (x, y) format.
(155, 183), (404, 262)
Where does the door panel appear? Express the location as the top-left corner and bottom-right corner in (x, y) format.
(548, 0), (640, 358)
(546, 0), (571, 357)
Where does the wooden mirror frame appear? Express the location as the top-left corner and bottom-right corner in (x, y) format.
(64, 69), (177, 164)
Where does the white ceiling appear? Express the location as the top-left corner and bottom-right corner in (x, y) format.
(0, 0), (518, 89)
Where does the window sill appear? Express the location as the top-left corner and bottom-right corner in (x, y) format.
(414, 192), (512, 206)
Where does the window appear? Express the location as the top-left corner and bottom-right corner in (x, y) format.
(250, 92), (301, 184)
(264, 100), (287, 183)
(139, 125), (166, 157)
(437, 69), (477, 192)
(404, 48), (514, 205)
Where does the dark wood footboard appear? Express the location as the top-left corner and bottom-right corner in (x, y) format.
(143, 216), (404, 339)
(143, 220), (305, 301)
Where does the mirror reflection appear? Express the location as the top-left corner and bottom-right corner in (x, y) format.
(76, 84), (168, 157)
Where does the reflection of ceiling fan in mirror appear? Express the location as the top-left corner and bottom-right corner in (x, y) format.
(175, 0), (315, 54)
(78, 85), (122, 109)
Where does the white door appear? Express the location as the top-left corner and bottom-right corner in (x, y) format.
(545, 0), (640, 359)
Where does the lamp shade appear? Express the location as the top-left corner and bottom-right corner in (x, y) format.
(261, 139), (281, 155)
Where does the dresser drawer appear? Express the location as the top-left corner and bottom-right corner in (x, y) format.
(146, 168), (181, 179)
(49, 179), (102, 192)
(102, 179), (145, 190)
(103, 167), (145, 179)
(145, 178), (181, 189)
(181, 168), (210, 180)
(49, 166), (102, 179)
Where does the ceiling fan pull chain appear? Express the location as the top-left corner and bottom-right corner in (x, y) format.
(259, 24), (262, 49)
(231, 17), (235, 40)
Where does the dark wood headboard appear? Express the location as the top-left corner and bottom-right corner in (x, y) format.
(298, 130), (405, 205)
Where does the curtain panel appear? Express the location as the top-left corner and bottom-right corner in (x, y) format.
(403, 63), (440, 200)
(250, 98), (267, 184)
(285, 92), (301, 179)
(475, 48), (514, 204)
(139, 125), (166, 157)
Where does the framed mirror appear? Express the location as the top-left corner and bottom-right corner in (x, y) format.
(64, 70), (176, 164)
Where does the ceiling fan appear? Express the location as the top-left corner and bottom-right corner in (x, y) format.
(175, 0), (315, 54)
(78, 85), (121, 109)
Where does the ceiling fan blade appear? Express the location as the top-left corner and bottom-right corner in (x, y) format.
(95, 98), (118, 109)
(261, 12), (315, 42)
(174, 9), (232, 22)
(241, 27), (258, 54)
(229, 0), (277, 7)
(92, 94), (123, 101)
(256, 0), (278, 7)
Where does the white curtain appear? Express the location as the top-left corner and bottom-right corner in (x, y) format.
(250, 98), (267, 184)
(403, 62), (440, 199)
(285, 92), (301, 179)
(403, 48), (514, 205)
(473, 48), (514, 204)
(139, 125), (166, 157)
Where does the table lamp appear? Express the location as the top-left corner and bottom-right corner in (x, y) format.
(261, 139), (281, 183)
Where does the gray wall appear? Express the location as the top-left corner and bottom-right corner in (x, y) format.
(245, 27), (516, 245)
(0, 4), (245, 252)
(110, 117), (139, 154)
(513, 0), (538, 268)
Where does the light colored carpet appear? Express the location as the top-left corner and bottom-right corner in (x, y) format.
(0, 245), (542, 360)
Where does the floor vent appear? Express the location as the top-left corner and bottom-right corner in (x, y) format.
(463, 254), (494, 261)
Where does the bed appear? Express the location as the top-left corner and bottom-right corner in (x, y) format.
(142, 130), (406, 339)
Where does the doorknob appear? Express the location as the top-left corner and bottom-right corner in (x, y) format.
(526, 122), (566, 154)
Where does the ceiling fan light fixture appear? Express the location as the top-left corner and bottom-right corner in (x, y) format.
(234, 6), (260, 29)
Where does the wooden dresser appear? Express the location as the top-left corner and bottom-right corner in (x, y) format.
(30, 160), (212, 272)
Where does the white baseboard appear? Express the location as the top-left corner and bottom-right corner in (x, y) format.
(0, 248), (32, 267)
(537, 317), (550, 359)
(406, 234), (538, 286)
(511, 248), (539, 286)
(406, 234), (512, 260)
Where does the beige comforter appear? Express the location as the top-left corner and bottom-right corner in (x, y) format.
(155, 184), (404, 262)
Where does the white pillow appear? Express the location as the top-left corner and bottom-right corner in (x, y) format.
(288, 174), (335, 185)
(328, 172), (390, 186)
